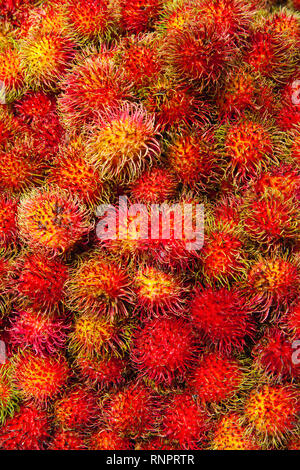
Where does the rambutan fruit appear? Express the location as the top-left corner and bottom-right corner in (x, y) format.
(291, 132), (300, 164)
(218, 117), (275, 183)
(69, 312), (132, 358)
(291, 0), (300, 10)
(64, 0), (116, 43)
(117, 34), (162, 95)
(133, 265), (186, 317)
(156, 0), (199, 37)
(252, 163), (300, 200)
(244, 384), (299, 446)
(190, 286), (256, 354)
(241, 188), (299, 248)
(86, 102), (160, 184)
(49, 430), (87, 450)
(286, 435), (300, 450)
(0, 45), (25, 102)
(144, 77), (210, 131)
(75, 353), (127, 389)
(187, 351), (245, 406)
(163, 22), (235, 87)
(131, 317), (196, 385)
(7, 307), (70, 356)
(0, 195), (18, 249)
(17, 186), (93, 255)
(129, 167), (178, 204)
(0, 364), (19, 424)
(53, 387), (98, 430)
(243, 30), (297, 82)
(263, 9), (300, 43)
(89, 429), (132, 450)
(211, 413), (260, 450)
(246, 255), (299, 317)
(101, 382), (158, 438)
(58, 52), (133, 130)
(20, 31), (76, 90)
(0, 107), (24, 148)
(66, 251), (133, 319)
(252, 328), (299, 381)
(14, 90), (55, 122)
(0, 403), (50, 450)
(118, 0), (163, 34)
(200, 224), (247, 285)
(47, 136), (105, 206)
(0, 143), (44, 195)
(161, 392), (209, 450)
(166, 128), (222, 191)
(13, 351), (69, 403)
(11, 251), (68, 311)
(285, 301), (300, 336)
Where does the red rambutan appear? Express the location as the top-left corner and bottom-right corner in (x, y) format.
(129, 167), (178, 204)
(0, 195), (18, 249)
(53, 387), (98, 430)
(89, 429), (132, 450)
(118, 0), (163, 34)
(75, 353), (127, 389)
(49, 429), (87, 450)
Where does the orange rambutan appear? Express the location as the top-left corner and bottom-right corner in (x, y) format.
(244, 384), (299, 446)
(246, 255), (299, 317)
(65, 0), (116, 43)
(89, 429), (132, 450)
(0, 45), (25, 102)
(8, 307), (70, 356)
(47, 136), (105, 206)
(161, 392), (209, 450)
(102, 382), (159, 438)
(133, 265), (187, 317)
(75, 353), (127, 389)
(211, 413), (260, 450)
(53, 387), (98, 430)
(252, 328), (300, 381)
(86, 102), (160, 184)
(129, 167), (178, 204)
(190, 286), (256, 354)
(188, 351), (245, 406)
(17, 186), (93, 255)
(131, 317), (196, 385)
(49, 430), (87, 450)
(11, 251), (68, 311)
(118, 0), (163, 34)
(69, 312), (132, 358)
(58, 52), (133, 130)
(0, 403), (50, 450)
(20, 31), (76, 90)
(66, 251), (133, 319)
(218, 117), (275, 183)
(13, 350), (69, 403)
(166, 128), (222, 191)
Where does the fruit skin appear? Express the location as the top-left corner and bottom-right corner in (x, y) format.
(211, 413), (260, 450)
(101, 382), (159, 439)
(75, 353), (127, 389)
(118, 0), (163, 34)
(161, 392), (209, 450)
(58, 52), (133, 130)
(0, 364), (19, 425)
(53, 387), (98, 430)
(7, 308), (70, 356)
(0, 404), (50, 450)
(49, 430), (87, 450)
(20, 31), (76, 90)
(89, 429), (132, 450)
(0, 45), (25, 102)
(244, 384), (299, 447)
(252, 328), (300, 381)
(66, 251), (133, 320)
(246, 255), (299, 319)
(135, 437), (179, 450)
(188, 351), (245, 406)
(133, 265), (187, 318)
(13, 351), (69, 403)
(69, 311), (132, 358)
(286, 301), (300, 337)
(129, 167), (178, 204)
(10, 251), (68, 312)
(86, 102), (161, 184)
(190, 286), (256, 354)
(0, 195), (18, 249)
(17, 186), (93, 255)
(131, 317), (196, 385)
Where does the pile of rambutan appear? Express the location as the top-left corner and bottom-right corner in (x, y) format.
(0, 0), (299, 453)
